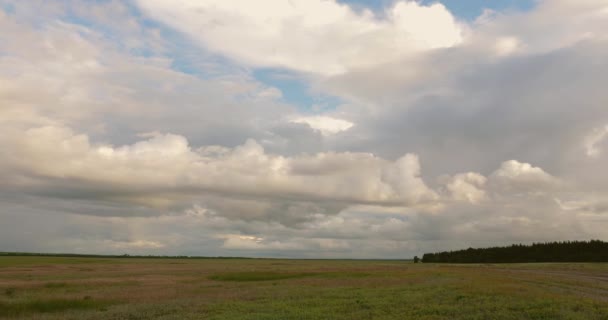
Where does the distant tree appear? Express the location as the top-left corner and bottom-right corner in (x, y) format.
(420, 240), (608, 263)
(413, 256), (420, 263)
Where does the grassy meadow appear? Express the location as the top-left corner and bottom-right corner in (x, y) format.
(1, 256), (607, 319)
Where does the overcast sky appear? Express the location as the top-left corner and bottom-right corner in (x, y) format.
(1, 0), (608, 258)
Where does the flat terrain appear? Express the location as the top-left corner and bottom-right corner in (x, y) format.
(1, 257), (607, 319)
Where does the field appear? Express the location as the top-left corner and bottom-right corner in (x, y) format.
(1, 257), (607, 319)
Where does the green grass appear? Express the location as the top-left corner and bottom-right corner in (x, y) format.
(0, 256), (118, 268)
(0, 257), (607, 319)
(3, 287), (16, 297)
(203, 284), (607, 320)
(44, 282), (68, 288)
(209, 271), (316, 282)
(0, 298), (112, 317)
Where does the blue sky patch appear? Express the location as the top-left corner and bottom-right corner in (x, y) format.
(421, 0), (536, 20)
(254, 69), (342, 112)
(1, 2), (14, 14)
(339, 0), (536, 20)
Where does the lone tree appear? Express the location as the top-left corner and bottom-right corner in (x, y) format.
(413, 256), (420, 263)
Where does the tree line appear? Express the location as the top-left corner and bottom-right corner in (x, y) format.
(0, 252), (252, 259)
(421, 240), (608, 263)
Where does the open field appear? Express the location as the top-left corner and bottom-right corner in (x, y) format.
(1, 257), (607, 319)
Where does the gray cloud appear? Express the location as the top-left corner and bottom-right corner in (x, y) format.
(1, 0), (608, 258)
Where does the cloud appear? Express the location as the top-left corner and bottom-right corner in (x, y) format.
(443, 172), (487, 204)
(221, 235), (306, 251)
(490, 160), (561, 192)
(439, 160), (562, 205)
(584, 124), (608, 158)
(3, 125), (438, 218)
(320, 15), (608, 184)
(0, 0), (306, 155)
(106, 240), (166, 250)
(2, 0), (608, 258)
(471, 0), (608, 56)
(135, 0), (464, 75)
(290, 116), (354, 135)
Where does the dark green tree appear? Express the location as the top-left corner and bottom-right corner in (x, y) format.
(421, 240), (608, 263)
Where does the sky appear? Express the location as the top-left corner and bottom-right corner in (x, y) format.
(1, 0), (608, 259)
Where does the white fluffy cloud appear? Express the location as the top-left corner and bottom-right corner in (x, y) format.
(444, 172), (487, 204)
(490, 160), (561, 192)
(290, 116), (354, 135)
(136, 0), (464, 75)
(439, 160), (564, 205)
(4, 126), (437, 212)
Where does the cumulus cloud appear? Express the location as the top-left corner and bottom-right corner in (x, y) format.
(0, 0), (303, 153)
(490, 160), (561, 192)
(2, 0), (608, 258)
(3, 125), (438, 216)
(440, 160), (563, 205)
(443, 172), (487, 204)
(290, 116), (354, 135)
(135, 0), (464, 75)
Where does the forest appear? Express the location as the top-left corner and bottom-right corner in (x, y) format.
(422, 240), (608, 263)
